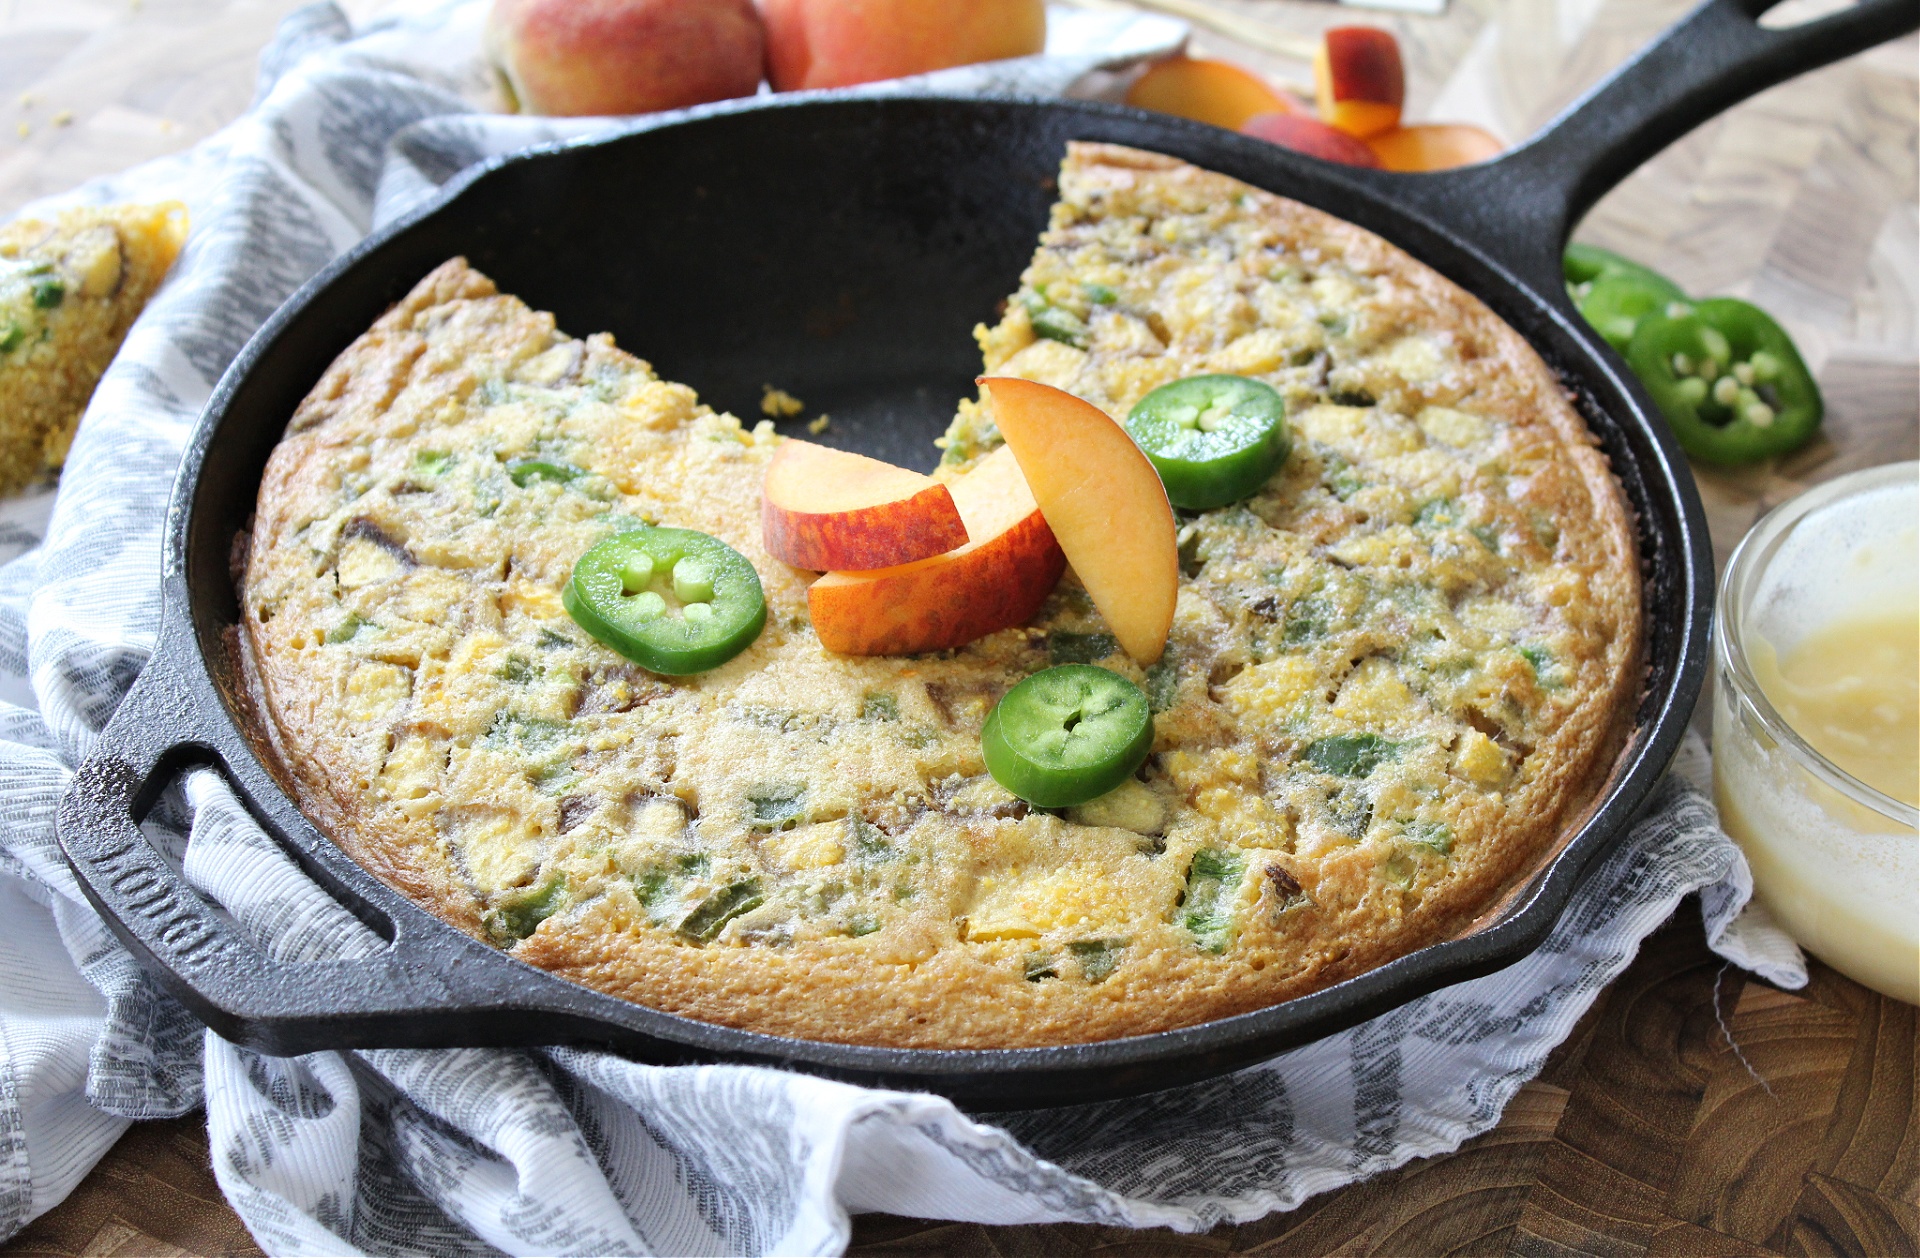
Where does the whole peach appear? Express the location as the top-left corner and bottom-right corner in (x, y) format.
(487, 0), (765, 116)
(763, 0), (1046, 92)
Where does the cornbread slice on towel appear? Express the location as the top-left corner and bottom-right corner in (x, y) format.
(241, 143), (1640, 1050)
(0, 202), (187, 492)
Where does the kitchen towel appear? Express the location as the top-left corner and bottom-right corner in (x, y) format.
(0, 2), (1806, 1253)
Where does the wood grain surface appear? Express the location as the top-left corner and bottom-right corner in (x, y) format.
(845, 909), (1920, 1257)
(0, 0), (1912, 1254)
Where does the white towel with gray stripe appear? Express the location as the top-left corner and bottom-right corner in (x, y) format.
(0, 2), (1806, 1252)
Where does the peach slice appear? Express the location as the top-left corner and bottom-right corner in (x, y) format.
(1125, 56), (1305, 133)
(1366, 123), (1505, 172)
(977, 377), (1178, 666)
(808, 445), (1065, 655)
(1313, 27), (1405, 139)
(763, 439), (969, 571)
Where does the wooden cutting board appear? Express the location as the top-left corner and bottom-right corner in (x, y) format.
(0, 1), (1912, 1254)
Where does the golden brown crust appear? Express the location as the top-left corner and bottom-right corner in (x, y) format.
(241, 145), (1641, 1049)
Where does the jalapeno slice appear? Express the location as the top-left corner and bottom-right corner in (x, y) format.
(982, 665), (1154, 808)
(1578, 273), (1690, 351)
(563, 527), (766, 675)
(1626, 297), (1822, 466)
(1564, 242), (1679, 293)
(1124, 375), (1291, 509)
(1563, 244), (1689, 351)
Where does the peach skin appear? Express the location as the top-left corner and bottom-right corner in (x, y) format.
(808, 445), (1065, 655)
(486, 0), (764, 116)
(762, 439), (968, 572)
(763, 0), (1046, 91)
(1241, 112), (1383, 167)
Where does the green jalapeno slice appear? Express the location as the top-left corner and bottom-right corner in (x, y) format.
(1578, 273), (1690, 351)
(563, 527), (766, 675)
(1563, 244), (1689, 351)
(1626, 297), (1822, 466)
(507, 458), (583, 487)
(1124, 374), (1291, 509)
(982, 665), (1154, 808)
(1564, 242), (1681, 295)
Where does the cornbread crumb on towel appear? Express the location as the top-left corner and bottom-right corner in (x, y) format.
(0, 202), (186, 492)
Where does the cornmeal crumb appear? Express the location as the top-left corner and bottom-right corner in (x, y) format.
(760, 384), (804, 419)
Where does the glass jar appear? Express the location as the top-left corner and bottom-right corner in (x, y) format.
(1713, 461), (1918, 1005)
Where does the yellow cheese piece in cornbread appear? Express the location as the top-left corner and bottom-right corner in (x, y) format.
(0, 202), (187, 491)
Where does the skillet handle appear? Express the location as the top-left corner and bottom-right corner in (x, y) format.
(55, 629), (534, 1054)
(1391, 0), (1920, 294)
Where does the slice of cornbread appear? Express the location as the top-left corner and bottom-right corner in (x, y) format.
(0, 202), (188, 492)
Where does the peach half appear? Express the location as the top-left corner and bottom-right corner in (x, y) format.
(977, 377), (1178, 666)
(1126, 56), (1305, 133)
(1366, 123), (1505, 172)
(808, 445), (1065, 656)
(763, 439), (968, 572)
(763, 0), (1046, 92)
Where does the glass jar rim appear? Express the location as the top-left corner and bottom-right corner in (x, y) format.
(1715, 460), (1919, 828)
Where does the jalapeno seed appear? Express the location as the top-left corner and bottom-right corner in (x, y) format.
(672, 556), (714, 604)
(620, 553), (655, 593)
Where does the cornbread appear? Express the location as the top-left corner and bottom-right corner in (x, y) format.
(240, 144), (1640, 1049)
(0, 203), (187, 490)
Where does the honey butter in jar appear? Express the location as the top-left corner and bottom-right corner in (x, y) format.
(1714, 462), (1919, 1004)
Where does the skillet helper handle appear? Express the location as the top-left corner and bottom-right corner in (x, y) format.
(1401, 0), (1920, 293)
(56, 634), (512, 1053)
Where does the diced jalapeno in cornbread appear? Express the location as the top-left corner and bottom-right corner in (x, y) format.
(243, 143), (1638, 1050)
(1069, 938), (1127, 982)
(1048, 630), (1119, 665)
(680, 880), (766, 943)
(1180, 850), (1246, 954)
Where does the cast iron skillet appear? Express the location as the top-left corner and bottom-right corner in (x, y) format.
(57, 0), (1915, 1108)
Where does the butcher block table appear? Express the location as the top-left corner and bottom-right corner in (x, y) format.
(2, 0), (1914, 1254)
